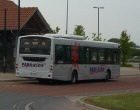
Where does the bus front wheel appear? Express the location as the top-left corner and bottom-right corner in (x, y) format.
(71, 71), (78, 84)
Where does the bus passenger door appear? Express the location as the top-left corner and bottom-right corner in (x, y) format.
(54, 45), (71, 80)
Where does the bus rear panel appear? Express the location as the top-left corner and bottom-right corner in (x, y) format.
(16, 36), (53, 79)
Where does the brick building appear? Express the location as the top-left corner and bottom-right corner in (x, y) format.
(0, 0), (52, 71)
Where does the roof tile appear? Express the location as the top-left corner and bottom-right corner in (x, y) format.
(0, 0), (37, 30)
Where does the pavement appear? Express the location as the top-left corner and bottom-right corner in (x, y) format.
(0, 72), (35, 82)
(120, 67), (140, 76)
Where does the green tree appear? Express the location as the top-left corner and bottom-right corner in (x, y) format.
(108, 38), (137, 47)
(120, 30), (131, 66)
(92, 33), (106, 41)
(53, 26), (60, 34)
(108, 38), (139, 59)
(129, 41), (137, 47)
(73, 25), (85, 36)
(108, 38), (120, 43)
(132, 49), (140, 56)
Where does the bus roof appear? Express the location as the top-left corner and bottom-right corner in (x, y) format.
(44, 34), (119, 48)
(44, 34), (86, 40)
(19, 34), (120, 49)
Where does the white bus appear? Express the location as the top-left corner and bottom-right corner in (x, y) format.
(16, 34), (120, 83)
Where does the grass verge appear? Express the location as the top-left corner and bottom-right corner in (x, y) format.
(82, 93), (140, 110)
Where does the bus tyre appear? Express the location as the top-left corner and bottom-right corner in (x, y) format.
(37, 78), (49, 84)
(105, 71), (111, 81)
(37, 78), (45, 83)
(71, 71), (78, 84)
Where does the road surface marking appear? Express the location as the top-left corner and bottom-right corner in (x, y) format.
(25, 102), (35, 110)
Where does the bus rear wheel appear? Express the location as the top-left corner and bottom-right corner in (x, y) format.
(37, 78), (50, 84)
(105, 70), (111, 81)
(71, 71), (78, 84)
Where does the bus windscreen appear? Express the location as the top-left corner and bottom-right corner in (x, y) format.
(19, 37), (51, 55)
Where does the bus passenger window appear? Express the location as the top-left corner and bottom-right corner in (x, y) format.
(55, 45), (65, 64)
(91, 49), (98, 64)
(114, 51), (120, 64)
(106, 50), (113, 64)
(64, 46), (71, 64)
(79, 47), (86, 64)
(99, 49), (105, 63)
(86, 48), (90, 64)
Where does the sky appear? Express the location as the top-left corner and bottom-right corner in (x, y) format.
(12, 0), (140, 45)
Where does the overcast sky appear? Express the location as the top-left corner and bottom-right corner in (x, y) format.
(12, 0), (140, 45)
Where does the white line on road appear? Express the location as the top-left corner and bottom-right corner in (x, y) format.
(25, 102), (35, 110)
(13, 103), (18, 110)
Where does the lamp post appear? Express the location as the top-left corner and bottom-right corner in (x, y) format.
(93, 7), (104, 38)
(66, 0), (69, 34)
(18, 0), (20, 37)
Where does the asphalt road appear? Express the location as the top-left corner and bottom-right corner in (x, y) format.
(0, 67), (140, 110)
(0, 75), (140, 110)
(0, 92), (83, 110)
(1, 75), (140, 96)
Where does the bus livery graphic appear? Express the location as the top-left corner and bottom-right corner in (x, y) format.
(72, 43), (80, 68)
(22, 63), (44, 68)
(89, 66), (105, 74)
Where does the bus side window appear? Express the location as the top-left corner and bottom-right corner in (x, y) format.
(90, 49), (98, 64)
(98, 49), (105, 64)
(64, 46), (71, 64)
(86, 48), (90, 64)
(55, 45), (65, 64)
(79, 47), (86, 64)
(114, 50), (120, 64)
(106, 49), (113, 64)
